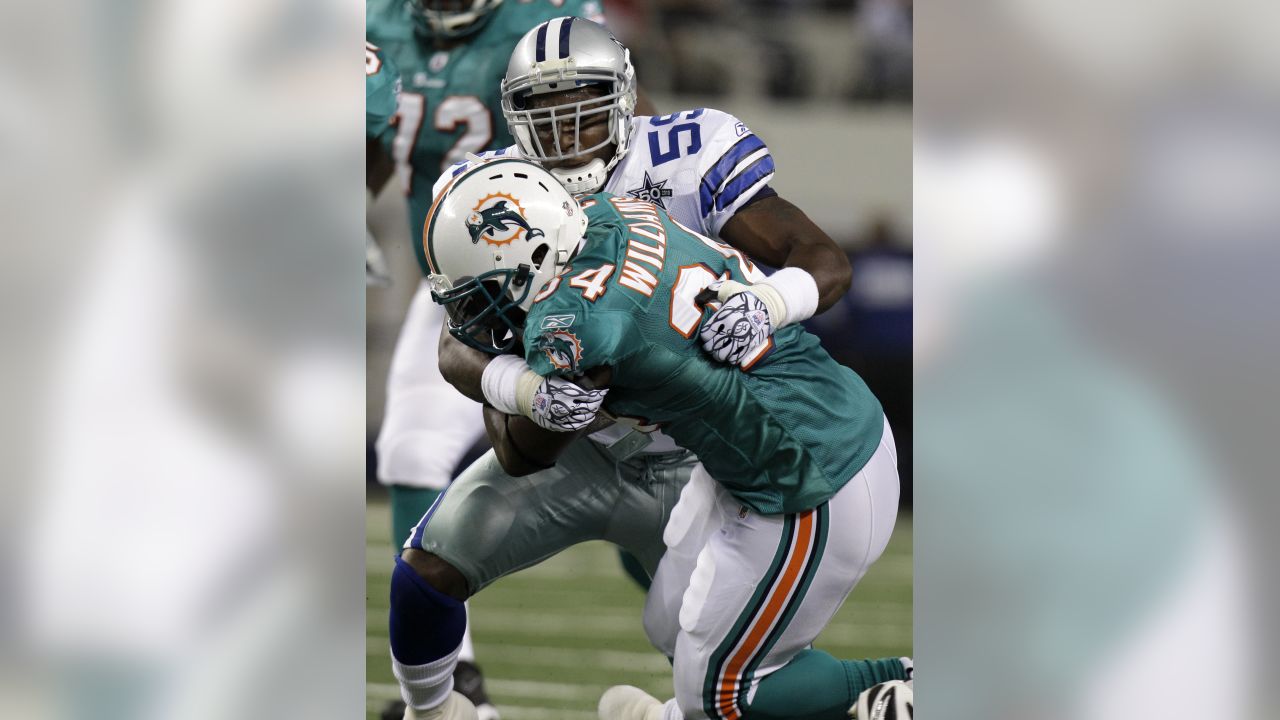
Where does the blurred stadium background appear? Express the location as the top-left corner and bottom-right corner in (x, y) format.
(367, 0), (913, 717)
(369, 0), (913, 483)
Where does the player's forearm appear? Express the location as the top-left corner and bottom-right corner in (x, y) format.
(761, 200), (850, 312)
(720, 196), (851, 313)
(483, 406), (579, 477)
(779, 239), (851, 313)
(437, 323), (491, 404)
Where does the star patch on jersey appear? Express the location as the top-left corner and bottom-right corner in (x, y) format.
(536, 329), (584, 372)
(626, 172), (673, 210)
(465, 193), (546, 246)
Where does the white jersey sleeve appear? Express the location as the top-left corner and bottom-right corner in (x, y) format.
(614, 109), (776, 238)
(689, 109), (776, 235)
(429, 144), (521, 200)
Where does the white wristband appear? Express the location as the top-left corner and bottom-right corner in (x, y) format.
(480, 354), (529, 416)
(514, 369), (545, 418)
(756, 267), (820, 326)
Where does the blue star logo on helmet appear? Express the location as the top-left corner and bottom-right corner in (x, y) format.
(626, 172), (673, 210)
(465, 193), (546, 246)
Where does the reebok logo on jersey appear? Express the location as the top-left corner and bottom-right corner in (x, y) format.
(465, 193), (545, 246)
(541, 314), (576, 330)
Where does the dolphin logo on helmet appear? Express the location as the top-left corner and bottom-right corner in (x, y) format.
(465, 200), (546, 245)
(464, 193), (547, 245)
(425, 158), (588, 354)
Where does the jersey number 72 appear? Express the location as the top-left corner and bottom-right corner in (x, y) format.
(391, 93), (494, 193)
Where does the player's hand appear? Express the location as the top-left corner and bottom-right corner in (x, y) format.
(525, 375), (608, 432)
(483, 354), (607, 431)
(698, 280), (775, 366)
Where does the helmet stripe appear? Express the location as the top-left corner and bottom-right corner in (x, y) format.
(534, 21), (549, 62)
(558, 16), (576, 59)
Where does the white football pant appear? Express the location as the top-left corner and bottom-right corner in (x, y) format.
(644, 418), (900, 719)
(377, 280), (486, 490)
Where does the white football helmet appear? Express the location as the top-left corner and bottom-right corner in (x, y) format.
(501, 17), (637, 194)
(424, 158), (587, 353)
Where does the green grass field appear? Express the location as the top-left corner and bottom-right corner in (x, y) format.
(366, 493), (912, 720)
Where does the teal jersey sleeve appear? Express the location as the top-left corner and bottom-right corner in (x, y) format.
(365, 42), (400, 139)
(518, 193), (885, 514)
(524, 305), (639, 379)
(523, 223), (640, 377)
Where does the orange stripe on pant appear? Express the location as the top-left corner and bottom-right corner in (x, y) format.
(715, 509), (816, 720)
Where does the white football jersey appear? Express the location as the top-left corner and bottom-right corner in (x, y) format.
(433, 108), (776, 240)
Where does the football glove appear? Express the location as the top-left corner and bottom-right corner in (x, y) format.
(697, 268), (820, 367)
(482, 354), (607, 432)
(698, 280), (775, 366)
(850, 679), (912, 720)
(521, 373), (607, 432)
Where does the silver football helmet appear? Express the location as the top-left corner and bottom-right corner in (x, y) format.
(407, 0), (503, 40)
(424, 158), (588, 353)
(501, 17), (637, 195)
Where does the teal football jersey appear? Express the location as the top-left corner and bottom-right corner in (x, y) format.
(366, 0), (605, 275)
(366, 42), (400, 138)
(524, 194), (885, 515)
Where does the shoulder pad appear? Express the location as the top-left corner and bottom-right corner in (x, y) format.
(431, 146), (521, 200)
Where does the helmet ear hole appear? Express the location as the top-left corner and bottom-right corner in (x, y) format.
(531, 243), (550, 270)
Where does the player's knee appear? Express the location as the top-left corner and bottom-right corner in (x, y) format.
(400, 548), (471, 601)
(388, 552), (469, 665)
